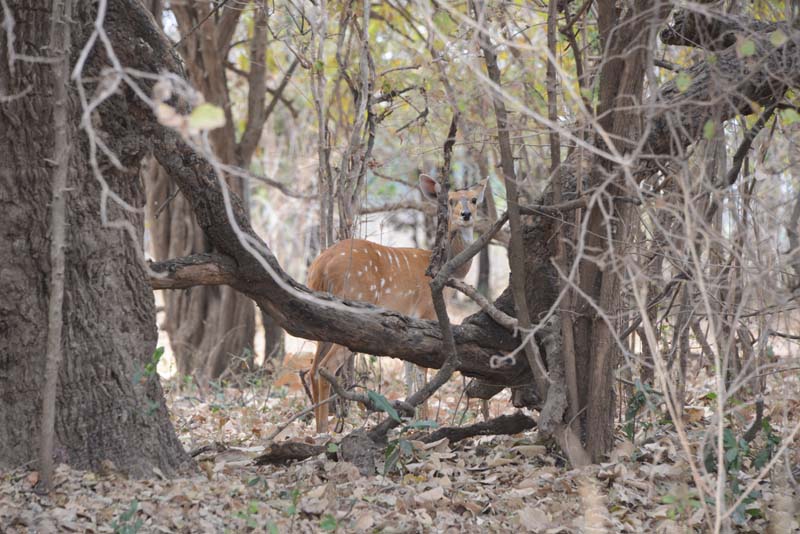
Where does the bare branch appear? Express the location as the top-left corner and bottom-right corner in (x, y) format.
(419, 412), (537, 444)
(149, 254), (239, 290)
(446, 279), (518, 332)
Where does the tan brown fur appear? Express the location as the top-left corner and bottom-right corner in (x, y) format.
(307, 176), (487, 433)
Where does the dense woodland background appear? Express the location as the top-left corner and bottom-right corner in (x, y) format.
(1, 0), (799, 531)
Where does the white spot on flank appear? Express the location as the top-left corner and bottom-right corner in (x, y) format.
(369, 284), (376, 290)
(385, 288), (392, 294)
(357, 292), (363, 299)
(373, 265), (378, 272)
(376, 250), (381, 257)
(340, 252), (346, 256)
(380, 279), (386, 288)
(403, 254), (410, 270)
(357, 271), (363, 277)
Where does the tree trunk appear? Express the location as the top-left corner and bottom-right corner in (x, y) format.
(0, 0), (188, 476)
(263, 313), (285, 361)
(145, 0), (256, 384)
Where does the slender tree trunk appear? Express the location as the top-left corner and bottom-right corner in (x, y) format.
(263, 314), (285, 361)
(0, 0), (188, 476)
(38, 0), (71, 490)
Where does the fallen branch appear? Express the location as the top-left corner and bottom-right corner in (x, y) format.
(253, 441), (326, 466)
(420, 412), (536, 444)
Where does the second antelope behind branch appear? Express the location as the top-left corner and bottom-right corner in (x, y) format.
(306, 174), (487, 433)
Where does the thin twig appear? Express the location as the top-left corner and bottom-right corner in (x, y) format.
(447, 279), (518, 331)
(318, 368), (414, 417)
(154, 187), (181, 219)
(262, 393), (338, 443)
(723, 103), (778, 187)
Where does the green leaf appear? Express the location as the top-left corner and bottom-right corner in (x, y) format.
(367, 390), (401, 422)
(406, 419), (439, 430)
(327, 442), (339, 453)
(753, 447), (771, 470)
(770, 30), (787, 47)
(703, 120), (716, 140)
(384, 442), (401, 474)
(675, 72), (692, 92)
(745, 507), (764, 519)
(739, 38), (756, 57)
(189, 103), (226, 131)
(320, 514), (337, 531)
(398, 438), (413, 456)
(723, 427), (736, 448)
(433, 10), (454, 32)
(725, 445), (739, 464)
(660, 494), (677, 504)
(781, 108), (800, 125)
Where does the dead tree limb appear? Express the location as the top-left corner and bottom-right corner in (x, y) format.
(420, 412), (537, 444)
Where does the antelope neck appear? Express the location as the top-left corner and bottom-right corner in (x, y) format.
(447, 226), (474, 280)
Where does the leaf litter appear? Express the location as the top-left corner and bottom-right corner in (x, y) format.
(0, 360), (797, 533)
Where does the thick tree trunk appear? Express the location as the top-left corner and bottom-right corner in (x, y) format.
(0, 0), (188, 476)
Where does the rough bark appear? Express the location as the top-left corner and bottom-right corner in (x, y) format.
(0, 0), (189, 476)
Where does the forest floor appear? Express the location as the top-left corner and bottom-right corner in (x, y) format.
(1, 355), (798, 533)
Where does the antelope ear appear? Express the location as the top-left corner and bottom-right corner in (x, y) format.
(473, 178), (488, 204)
(418, 173), (441, 201)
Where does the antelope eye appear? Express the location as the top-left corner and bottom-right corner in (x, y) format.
(471, 198), (478, 204)
(450, 199), (457, 206)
